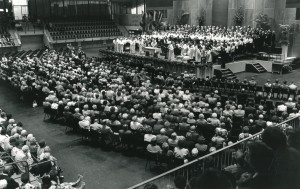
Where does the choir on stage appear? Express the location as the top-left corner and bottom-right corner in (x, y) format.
(112, 25), (274, 64)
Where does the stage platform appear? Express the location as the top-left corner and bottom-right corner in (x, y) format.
(213, 59), (273, 73)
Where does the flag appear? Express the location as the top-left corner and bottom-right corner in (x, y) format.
(140, 11), (146, 28)
(153, 10), (157, 21)
(158, 11), (163, 22)
(141, 11), (146, 22)
(148, 10), (154, 21)
(145, 11), (149, 20)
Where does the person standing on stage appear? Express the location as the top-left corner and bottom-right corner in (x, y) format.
(181, 42), (188, 56)
(151, 39), (157, 47)
(195, 45), (201, 62)
(188, 44), (196, 60)
(138, 37), (144, 54)
(119, 38), (124, 53)
(168, 42), (175, 61)
(130, 39), (136, 54)
(113, 38), (119, 52)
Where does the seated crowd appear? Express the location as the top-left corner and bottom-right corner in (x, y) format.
(0, 32), (14, 47)
(0, 47), (299, 171)
(0, 108), (86, 189)
(144, 127), (300, 189)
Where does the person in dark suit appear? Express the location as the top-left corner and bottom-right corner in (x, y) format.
(254, 114), (266, 133)
(245, 100), (255, 114)
(237, 88), (248, 106)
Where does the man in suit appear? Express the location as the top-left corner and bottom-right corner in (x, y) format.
(255, 114), (266, 133)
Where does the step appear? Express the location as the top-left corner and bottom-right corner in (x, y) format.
(255, 65), (264, 68)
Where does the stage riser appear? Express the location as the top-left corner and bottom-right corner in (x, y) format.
(213, 60), (273, 73)
(52, 40), (114, 50)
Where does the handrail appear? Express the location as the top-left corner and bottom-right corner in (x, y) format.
(0, 160), (30, 177)
(0, 160), (29, 169)
(30, 159), (57, 168)
(128, 116), (300, 189)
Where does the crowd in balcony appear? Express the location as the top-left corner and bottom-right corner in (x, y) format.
(0, 106), (86, 189)
(48, 20), (122, 41)
(0, 32), (14, 47)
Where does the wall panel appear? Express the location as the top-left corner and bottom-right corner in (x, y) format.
(212, 0), (229, 26)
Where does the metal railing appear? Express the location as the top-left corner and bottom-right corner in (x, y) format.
(0, 160), (30, 181)
(0, 157), (58, 184)
(128, 116), (300, 189)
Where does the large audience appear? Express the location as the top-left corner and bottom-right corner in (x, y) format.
(1, 45), (299, 158)
(0, 44), (300, 189)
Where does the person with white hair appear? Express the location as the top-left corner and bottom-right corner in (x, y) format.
(0, 179), (7, 189)
(288, 81), (297, 100)
(156, 129), (169, 145)
(210, 113), (220, 127)
(15, 145), (33, 172)
(19, 130), (28, 145)
(6, 119), (15, 136)
(233, 105), (245, 118)
(285, 98), (296, 109)
(188, 148), (199, 162)
(255, 114), (267, 133)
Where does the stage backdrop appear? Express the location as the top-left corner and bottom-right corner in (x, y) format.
(212, 0), (229, 26)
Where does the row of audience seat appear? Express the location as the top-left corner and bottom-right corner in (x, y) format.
(49, 20), (122, 41)
(1, 49), (44, 60)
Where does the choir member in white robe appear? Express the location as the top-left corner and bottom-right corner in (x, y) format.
(151, 40), (157, 47)
(195, 46), (202, 62)
(119, 40), (124, 53)
(188, 45), (195, 60)
(207, 49), (213, 63)
(130, 40), (136, 54)
(113, 39), (118, 52)
(168, 43), (175, 60)
(138, 39), (144, 54)
(181, 43), (188, 56)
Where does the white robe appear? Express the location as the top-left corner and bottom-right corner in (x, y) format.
(130, 41), (136, 54)
(188, 46), (195, 59)
(168, 44), (175, 60)
(195, 48), (201, 62)
(119, 41), (124, 53)
(181, 44), (188, 56)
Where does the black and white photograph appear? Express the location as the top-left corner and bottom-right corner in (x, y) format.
(0, 0), (300, 188)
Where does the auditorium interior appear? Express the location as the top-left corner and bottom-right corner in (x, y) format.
(1, 0), (300, 189)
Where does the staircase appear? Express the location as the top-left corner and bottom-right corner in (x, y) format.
(246, 63), (267, 73)
(214, 68), (236, 80)
(116, 24), (129, 37)
(8, 30), (21, 47)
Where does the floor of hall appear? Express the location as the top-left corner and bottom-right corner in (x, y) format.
(0, 82), (155, 189)
(236, 69), (300, 86)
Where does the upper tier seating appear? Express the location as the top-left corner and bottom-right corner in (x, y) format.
(49, 20), (122, 41)
(0, 31), (14, 47)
